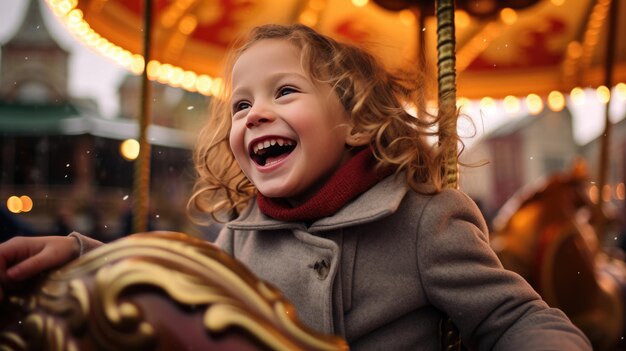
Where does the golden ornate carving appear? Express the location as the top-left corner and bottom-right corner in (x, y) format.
(0, 232), (348, 351)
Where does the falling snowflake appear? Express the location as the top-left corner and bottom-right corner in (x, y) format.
(123, 195), (129, 200)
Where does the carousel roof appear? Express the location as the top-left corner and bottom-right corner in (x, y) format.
(44, 0), (626, 100)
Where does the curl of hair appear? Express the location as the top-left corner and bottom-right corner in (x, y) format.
(188, 24), (461, 222)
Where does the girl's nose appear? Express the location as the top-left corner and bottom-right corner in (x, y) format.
(245, 108), (275, 129)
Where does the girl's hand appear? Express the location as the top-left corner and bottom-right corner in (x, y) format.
(0, 236), (80, 301)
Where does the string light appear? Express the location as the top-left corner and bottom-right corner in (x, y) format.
(455, 10), (471, 29)
(480, 97), (497, 114)
(526, 94), (543, 115)
(44, 0), (625, 109)
(500, 8), (517, 25)
(45, 0), (218, 96)
(570, 87), (586, 106)
(616, 83), (626, 101)
(503, 96), (520, 114)
(20, 196), (33, 212)
(547, 91), (565, 111)
(456, 97), (471, 111)
(6, 196), (22, 213)
(616, 183), (625, 200)
(120, 139), (140, 161)
(351, 0), (368, 7)
(596, 85), (610, 104)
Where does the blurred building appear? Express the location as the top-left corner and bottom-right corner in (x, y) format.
(0, 0), (210, 240)
(460, 107), (580, 224)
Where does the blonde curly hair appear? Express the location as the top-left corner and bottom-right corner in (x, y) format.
(188, 24), (458, 222)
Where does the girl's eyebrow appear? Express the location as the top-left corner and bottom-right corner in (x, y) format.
(231, 71), (310, 97)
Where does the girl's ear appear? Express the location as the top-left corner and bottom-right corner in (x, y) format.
(345, 131), (371, 147)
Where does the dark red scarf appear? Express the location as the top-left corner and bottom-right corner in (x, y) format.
(257, 148), (392, 222)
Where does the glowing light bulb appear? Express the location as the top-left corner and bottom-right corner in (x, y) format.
(120, 139), (140, 161)
(500, 8), (517, 25)
(19, 195), (33, 212)
(503, 95), (520, 114)
(570, 87), (586, 106)
(480, 97), (497, 114)
(526, 94), (543, 115)
(547, 91), (565, 111)
(596, 85), (610, 104)
(7, 196), (22, 213)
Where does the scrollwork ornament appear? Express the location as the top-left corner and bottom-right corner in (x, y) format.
(0, 232), (348, 351)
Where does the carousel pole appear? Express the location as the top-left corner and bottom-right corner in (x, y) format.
(133, 0), (154, 233)
(436, 0), (458, 189)
(436, 3), (463, 350)
(595, 0), (618, 242)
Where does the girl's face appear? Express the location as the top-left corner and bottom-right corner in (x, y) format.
(229, 39), (353, 203)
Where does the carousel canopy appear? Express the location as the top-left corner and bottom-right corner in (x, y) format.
(45, 0), (626, 100)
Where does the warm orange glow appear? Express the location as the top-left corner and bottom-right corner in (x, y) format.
(19, 195), (33, 212)
(146, 60), (160, 79)
(570, 87), (586, 105)
(196, 75), (213, 95)
(589, 185), (599, 204)
(566, 41), (583, 59)
(46, 0), (219, 97)
(616, 183), (625, 200)
(596, 85), (610, 103)
(456, 97), (471, 110)
(157, 63), (174, 83)
(500, 8), (517, 25)
(455, 10), (471, 29)
(616, 83), (626, 101)
(551, 0), (565, 5)
(170, 67), (184, 86)
(602, 184), (612, 202)
(178, 15), (198, 35)
(120, 139), (140, 161)
(181, 71), (198, 90)
(399, 10), (415, 26)
(211, 78), (225, 98)
(547, 91), (565, 111)
(299, 10), (318, 27)
(6, 196), (22, 213)
(526, 94), (543, 115)
(352, 0), (368, 7)
(503, 95), (520, 114)
(479, 97), (497, 114)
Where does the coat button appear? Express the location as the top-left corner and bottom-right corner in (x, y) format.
(310, 259), (330, 280)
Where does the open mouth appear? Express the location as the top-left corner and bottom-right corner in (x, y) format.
(249, 137), (297, 166)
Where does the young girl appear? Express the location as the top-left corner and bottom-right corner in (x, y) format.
(0, 24), (591, 350)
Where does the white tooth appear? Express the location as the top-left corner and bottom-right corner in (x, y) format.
(270, 139), (276, 146)
(277, 138), (284, 146)
(257, 142), (265, 150)
(264, 140), (270, 148)
(253, 145), (259, 153)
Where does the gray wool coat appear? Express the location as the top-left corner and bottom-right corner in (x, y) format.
(216, 175), (592, 350)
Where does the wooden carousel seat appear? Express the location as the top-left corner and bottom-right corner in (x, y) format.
(0, 232), (348, 351)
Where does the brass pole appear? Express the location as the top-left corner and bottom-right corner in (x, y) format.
(436, 0), (458, 189)
(133, 0), (153, 233)
(595, 0), (618, 242)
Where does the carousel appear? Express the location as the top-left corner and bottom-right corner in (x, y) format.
(1, 0), (626, 349)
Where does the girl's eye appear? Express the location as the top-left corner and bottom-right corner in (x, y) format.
(277, 86), (298, 97)
(232, 100), (251, 114)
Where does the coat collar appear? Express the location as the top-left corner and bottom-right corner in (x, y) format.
(227, 174), (413, 233)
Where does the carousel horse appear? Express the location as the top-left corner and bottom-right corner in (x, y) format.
(490, 161), (626, 350)
(0, 232), (348, 351)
